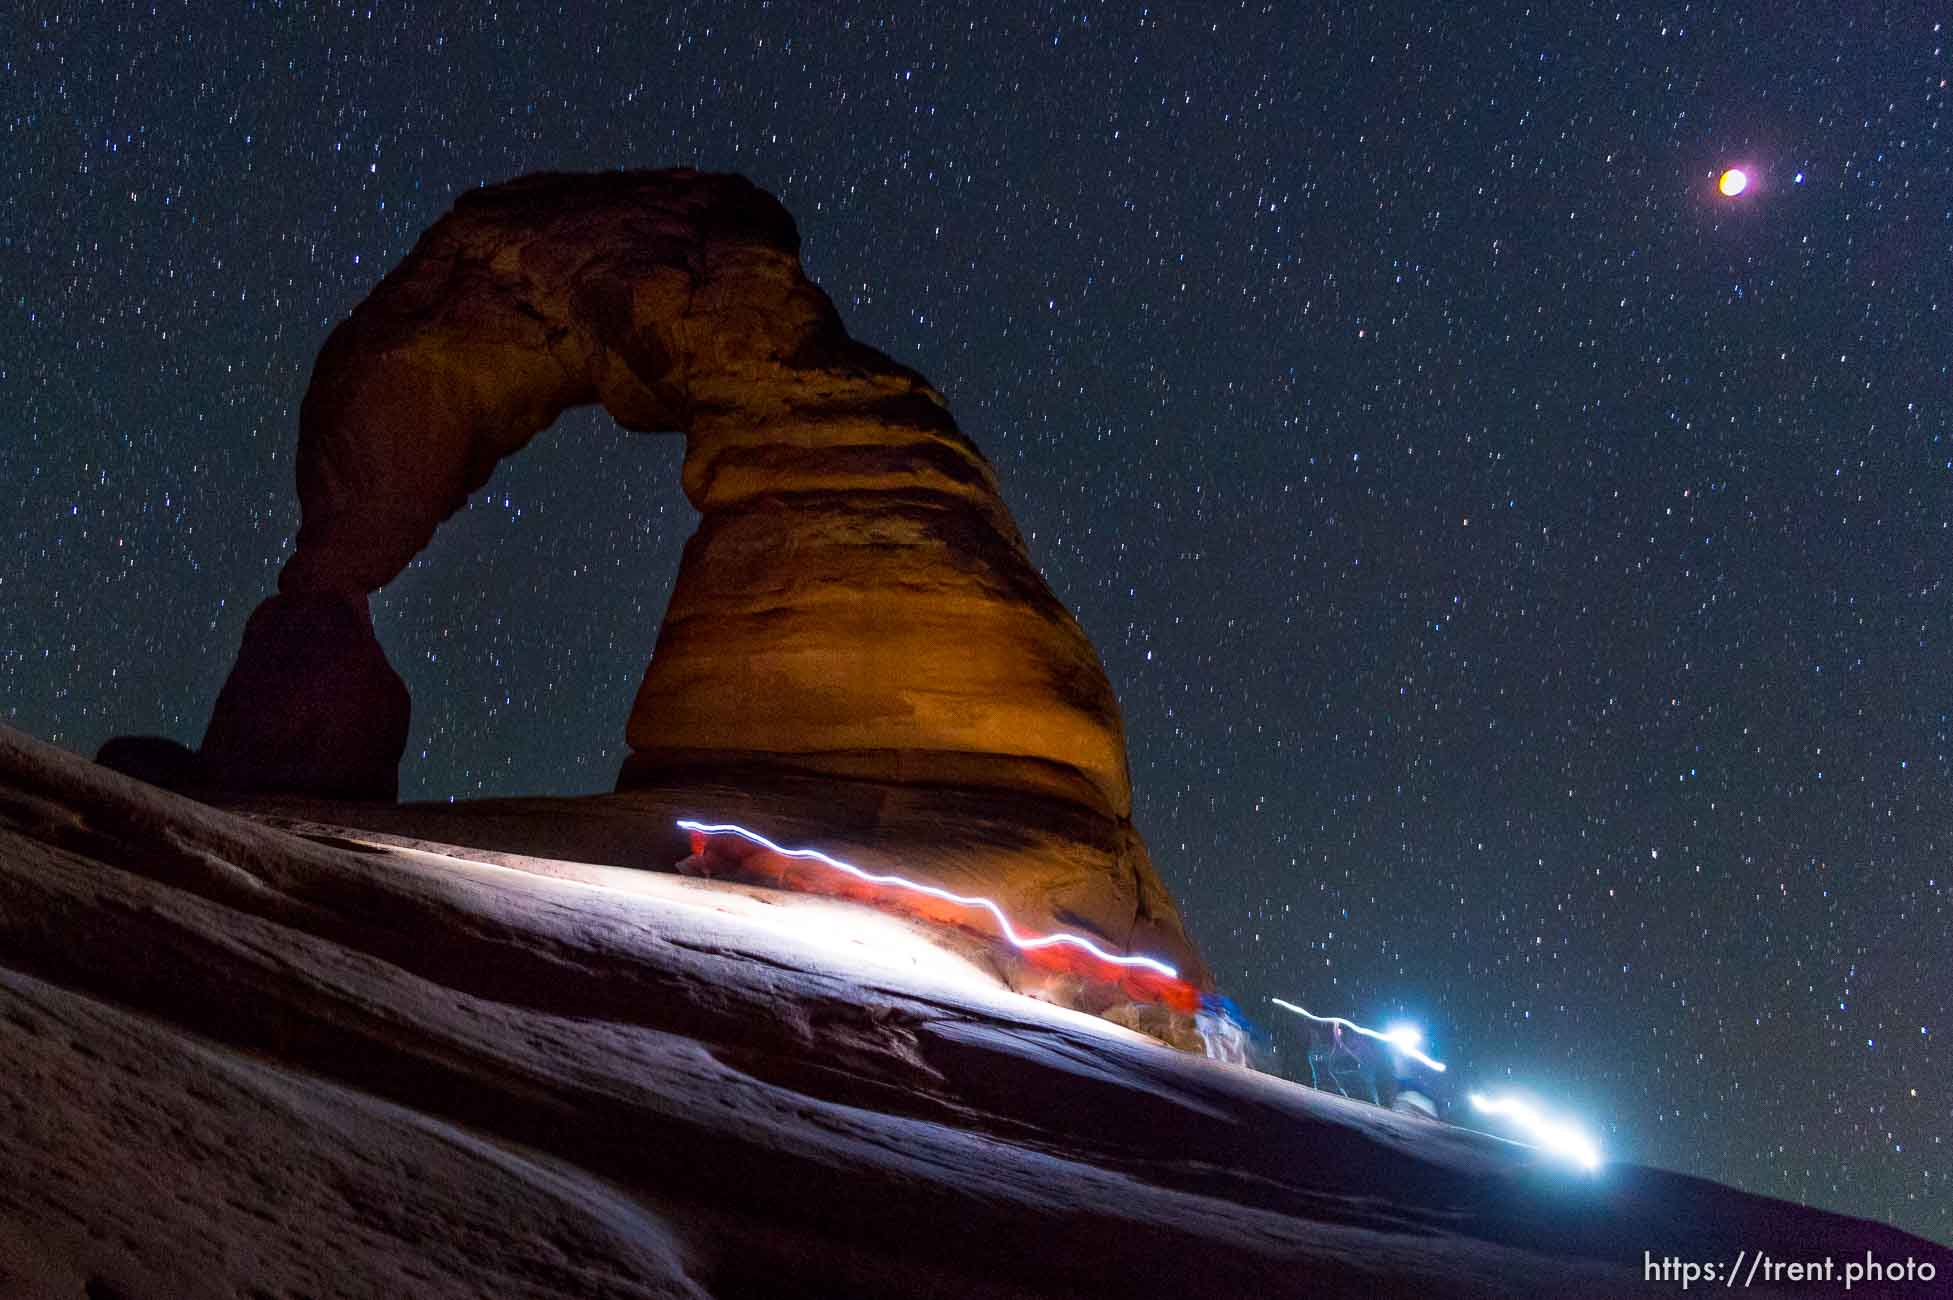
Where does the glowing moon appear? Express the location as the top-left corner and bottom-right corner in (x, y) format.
(1718, 168), (1749, 197)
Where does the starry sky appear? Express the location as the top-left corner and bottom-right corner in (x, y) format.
(6, 2), (1948, 1245)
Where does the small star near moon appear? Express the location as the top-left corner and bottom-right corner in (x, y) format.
(1718, 168), (1749, 197)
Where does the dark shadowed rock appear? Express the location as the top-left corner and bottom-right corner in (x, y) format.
(94, 734), (207, 793)
(200, 592), (410, 801)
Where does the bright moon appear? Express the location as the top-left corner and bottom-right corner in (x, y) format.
(1718, 168), (1749, 197)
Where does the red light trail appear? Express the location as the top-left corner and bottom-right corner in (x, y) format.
(676, 819), (1181, 979)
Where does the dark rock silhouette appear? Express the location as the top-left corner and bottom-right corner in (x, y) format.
(92, 734), (206, 792)
(200, 593), (411, 801)
(101, 169), (1206, 985)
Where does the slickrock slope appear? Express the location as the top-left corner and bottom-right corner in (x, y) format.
(104, 169), (1203, 983)
(5, 726), (1942, 1298)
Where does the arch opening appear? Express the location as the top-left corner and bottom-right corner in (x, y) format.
(370, 409), (692, 800)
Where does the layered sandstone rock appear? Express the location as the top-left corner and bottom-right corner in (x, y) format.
(106, 169), (1207, 984)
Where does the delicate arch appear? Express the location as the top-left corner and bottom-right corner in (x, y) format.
(199, 170), (1132, 821)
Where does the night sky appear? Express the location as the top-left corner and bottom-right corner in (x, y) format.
(6, 3), (1948, 1245)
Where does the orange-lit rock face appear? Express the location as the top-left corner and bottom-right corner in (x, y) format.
(172, 170), (1206, 981)
(269, 170), (1131, 819)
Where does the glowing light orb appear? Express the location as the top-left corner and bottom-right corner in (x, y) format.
(1717, 168), (1749, 197)
(1384, 1022), (1424, 1051)
(1270, 999), (1448, 1072)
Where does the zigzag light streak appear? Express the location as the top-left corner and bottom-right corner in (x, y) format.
(1269, 997), (1449, 1072)
(676, 819), (1180, 979)
(1469, 1092), (1603, 1170)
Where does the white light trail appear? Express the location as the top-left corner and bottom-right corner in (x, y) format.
(1469, 1092), (1603, 1170)
(677, 820), (1180, 978)
(1269, 998), (1448, 1072)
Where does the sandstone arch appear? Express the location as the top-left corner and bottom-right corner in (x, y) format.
(163, 170), (1205, 983)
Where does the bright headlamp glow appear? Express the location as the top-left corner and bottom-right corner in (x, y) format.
(1270, 998), (1447, 1072)
(676, 820), (1179, 979)
(1384, 1022), (1424, 1051)
(1469, 1092), (1603, 1170)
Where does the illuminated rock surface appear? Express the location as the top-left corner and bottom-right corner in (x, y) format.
(108, 169), (1202, 982)
(7, 727), (1942, 1298)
